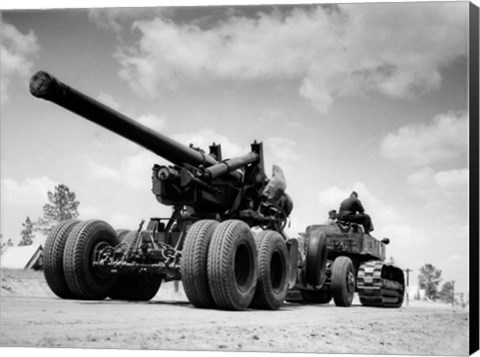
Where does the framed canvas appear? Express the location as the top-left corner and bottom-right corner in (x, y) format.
(1, 1), (478, 357)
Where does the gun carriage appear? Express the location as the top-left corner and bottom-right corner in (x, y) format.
(31, 71), (295, 310)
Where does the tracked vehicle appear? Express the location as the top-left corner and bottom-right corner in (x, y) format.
(287, 221), (405, 308)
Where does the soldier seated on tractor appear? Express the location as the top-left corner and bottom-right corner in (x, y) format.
(325, 209), (337, 225)
(336, 191), (374, 235)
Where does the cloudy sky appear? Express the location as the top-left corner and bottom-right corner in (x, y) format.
(0, 1), (472, 294)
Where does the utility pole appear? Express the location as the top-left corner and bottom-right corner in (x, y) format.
(404, 268), (411, 306)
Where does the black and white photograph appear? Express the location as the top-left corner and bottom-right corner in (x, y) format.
(1, 0), (478, 356)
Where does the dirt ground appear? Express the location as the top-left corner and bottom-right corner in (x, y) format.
(0, 269), (470, 356)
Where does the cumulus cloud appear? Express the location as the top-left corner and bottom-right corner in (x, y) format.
(1, 176), (57, 207)
(264, 137), (299, 168)
(87, 151), (162, 190)
(436, 169), (469, 190)
(122, 151), (165, 189)
(87, 7), (173, 34)
(407, 167), (468, 201)
(115, 3), (467, 112)
(406, 167), (468, 231)
(380, 112), (468, 166)
(1, 22), (39, 103)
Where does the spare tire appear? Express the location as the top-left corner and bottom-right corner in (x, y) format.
(305, 231), (327, 287)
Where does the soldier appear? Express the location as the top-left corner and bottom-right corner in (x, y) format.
(325, 209), (337, 225)
(337, 191), (374, 234)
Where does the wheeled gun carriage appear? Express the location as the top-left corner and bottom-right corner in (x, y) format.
(30, 71), (296, 310)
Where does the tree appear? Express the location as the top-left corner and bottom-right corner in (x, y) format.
(439, 281), (455, 304)
(19, 216), (35, 246)
(35, 184), (80, 235)
(418, 264), (442, 300)
(1, 234), (14, 255)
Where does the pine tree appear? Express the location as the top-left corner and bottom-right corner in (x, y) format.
(19, 217), (35, 246)
(418, 263), (442, 301)
(35, 184), (80, 235)
(1, 234), (14, 255)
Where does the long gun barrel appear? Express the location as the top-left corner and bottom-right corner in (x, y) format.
(29, 71), (219, 168)
(29, 71), (292, 231)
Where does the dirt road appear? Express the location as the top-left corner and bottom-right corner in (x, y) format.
(0, 270), (470, 355)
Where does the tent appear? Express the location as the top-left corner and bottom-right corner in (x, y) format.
(1, 244), (44, 270)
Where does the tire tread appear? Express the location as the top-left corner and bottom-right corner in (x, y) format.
(182, 220), (218, 308)
(43, 220), (80, 299)
(63, 220), (118, 300)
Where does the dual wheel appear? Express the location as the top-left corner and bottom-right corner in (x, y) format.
(43, 220), (119, 300)
(43, 220), (161, 301)
(181, 219), (289, 311)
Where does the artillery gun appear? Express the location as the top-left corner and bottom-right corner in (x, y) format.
(288, 220), (405, 308)
(31, 71), (296, 311)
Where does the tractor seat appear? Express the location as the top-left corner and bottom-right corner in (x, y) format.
(336, 220), (361, 233)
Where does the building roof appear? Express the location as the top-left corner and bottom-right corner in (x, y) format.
(1, 244), (43, 269)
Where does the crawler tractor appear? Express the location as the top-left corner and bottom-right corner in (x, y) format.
(287, 221), (405, 308)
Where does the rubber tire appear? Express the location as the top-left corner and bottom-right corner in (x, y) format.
(331, 256), (355, 307)
(43, 220), (81, 299)
(305, 231), (327, 287)
(300, 290), (332, 304)
(250, 230), (289, 310)
(63, 220), (120, 300)
(207, 220), (258, 310)
(181, 220), (219, 308)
